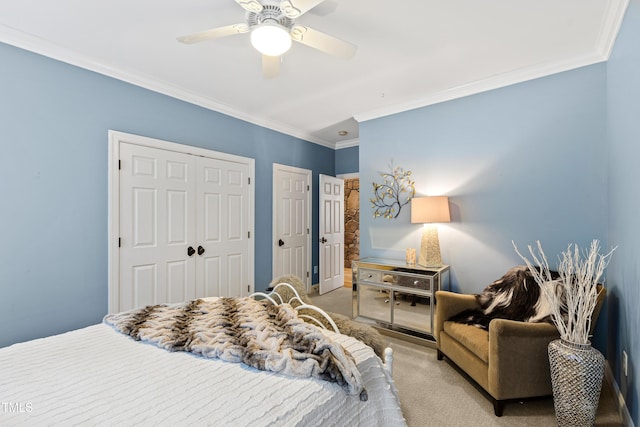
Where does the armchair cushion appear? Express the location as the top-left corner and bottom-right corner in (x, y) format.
(443, 321), (489, 362)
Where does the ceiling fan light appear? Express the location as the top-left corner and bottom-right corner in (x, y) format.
(251, 23), (291, 56)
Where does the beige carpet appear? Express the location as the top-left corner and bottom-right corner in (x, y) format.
(309, 286), (624, 427)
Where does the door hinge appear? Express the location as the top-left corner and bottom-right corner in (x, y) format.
(118, 237), (121, 247)
(247, 285), (250, 292)
(248, 231), (251, 238)
(307, 228), (309, 234)
(248, 177), (251, 185)
(307, 185), (310, 191)
(307, 271), (310, 278)
(118, 160), (121, 170)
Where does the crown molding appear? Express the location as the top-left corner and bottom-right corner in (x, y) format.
(0, 24), (336, 149)
(334, 137), (359, 149)
(355, 0), (628, 124)
(354, 51), (606, 123)
(595, 0), (629, 59)
(2, 0), (627, 150)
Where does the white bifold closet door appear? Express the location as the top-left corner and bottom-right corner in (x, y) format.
(117, 142), (250, 312)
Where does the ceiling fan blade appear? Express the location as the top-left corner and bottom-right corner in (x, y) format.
(262, 55), (281, 78)
(177, 24), (249, 44)
(290, 25), (356, 59)
(280, 0), (326, 18)
(234, 0), (263, 13)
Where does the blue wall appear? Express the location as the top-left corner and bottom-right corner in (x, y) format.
(0, 42), (334, 348)
(359, 33), (640, 421)
(335, 145), (359, 175)
(2, 12), (639, 421)
(360, 64), (608, 296)
(607, 0), (640, 422)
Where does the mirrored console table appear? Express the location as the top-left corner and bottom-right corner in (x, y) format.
(352, 258), (450, 343)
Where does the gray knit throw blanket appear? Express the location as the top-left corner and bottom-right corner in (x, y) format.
(104, 297), (366, 400)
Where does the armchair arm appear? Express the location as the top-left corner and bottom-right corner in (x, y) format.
(488, 319), (559, 399)
(434, 291), (479, 343)
(490, 318), (559, 340)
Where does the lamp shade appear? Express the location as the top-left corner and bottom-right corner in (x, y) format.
(411, 196), (451, 224)
(251, 23), (292, 56)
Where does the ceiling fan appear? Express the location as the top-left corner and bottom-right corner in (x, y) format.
(177, 0), (357, 78)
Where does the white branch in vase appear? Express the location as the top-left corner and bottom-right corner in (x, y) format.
(513, 239), (616, 345)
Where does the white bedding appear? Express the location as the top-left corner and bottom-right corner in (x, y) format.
(0, 323), (406, 426)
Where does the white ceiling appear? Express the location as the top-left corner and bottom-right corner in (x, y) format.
(0, 0), (628, 148)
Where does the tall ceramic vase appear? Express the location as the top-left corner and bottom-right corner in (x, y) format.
(548, 339), (605, 427)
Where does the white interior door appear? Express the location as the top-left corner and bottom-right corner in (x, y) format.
(273, 164), (311, 289)
(196, 157), (251, 298)
(118, 142), (197, 311)
(109, 131), (255, 313)
(319, 174), (344, 295)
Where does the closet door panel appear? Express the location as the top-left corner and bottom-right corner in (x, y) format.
(196, 157), (250, 298)
(119, 143), (196, 311)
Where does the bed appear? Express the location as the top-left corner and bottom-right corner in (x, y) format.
(0, 285), (406, 426)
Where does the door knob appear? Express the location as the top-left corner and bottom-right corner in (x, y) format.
(320, 237), (327, 244)
(278, 239), (285, 247)
(187, 246), (195, 256)
(197, 245), (205, 256)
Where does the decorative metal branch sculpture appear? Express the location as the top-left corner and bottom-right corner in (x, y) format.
(370, 163), (415, 219)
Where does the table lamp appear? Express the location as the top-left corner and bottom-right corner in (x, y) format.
(411, 196), (450, 267)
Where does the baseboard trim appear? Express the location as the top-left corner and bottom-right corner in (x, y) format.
(605, 361), (634, 427)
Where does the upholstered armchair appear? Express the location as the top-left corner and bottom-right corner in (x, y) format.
(434, 287), (605, 416)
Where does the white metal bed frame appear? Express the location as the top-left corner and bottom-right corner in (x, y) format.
(250, 283), (394, 375)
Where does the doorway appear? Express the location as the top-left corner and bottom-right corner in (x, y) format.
(342, 175), (360, 287)
(343, 177), (360, 269)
